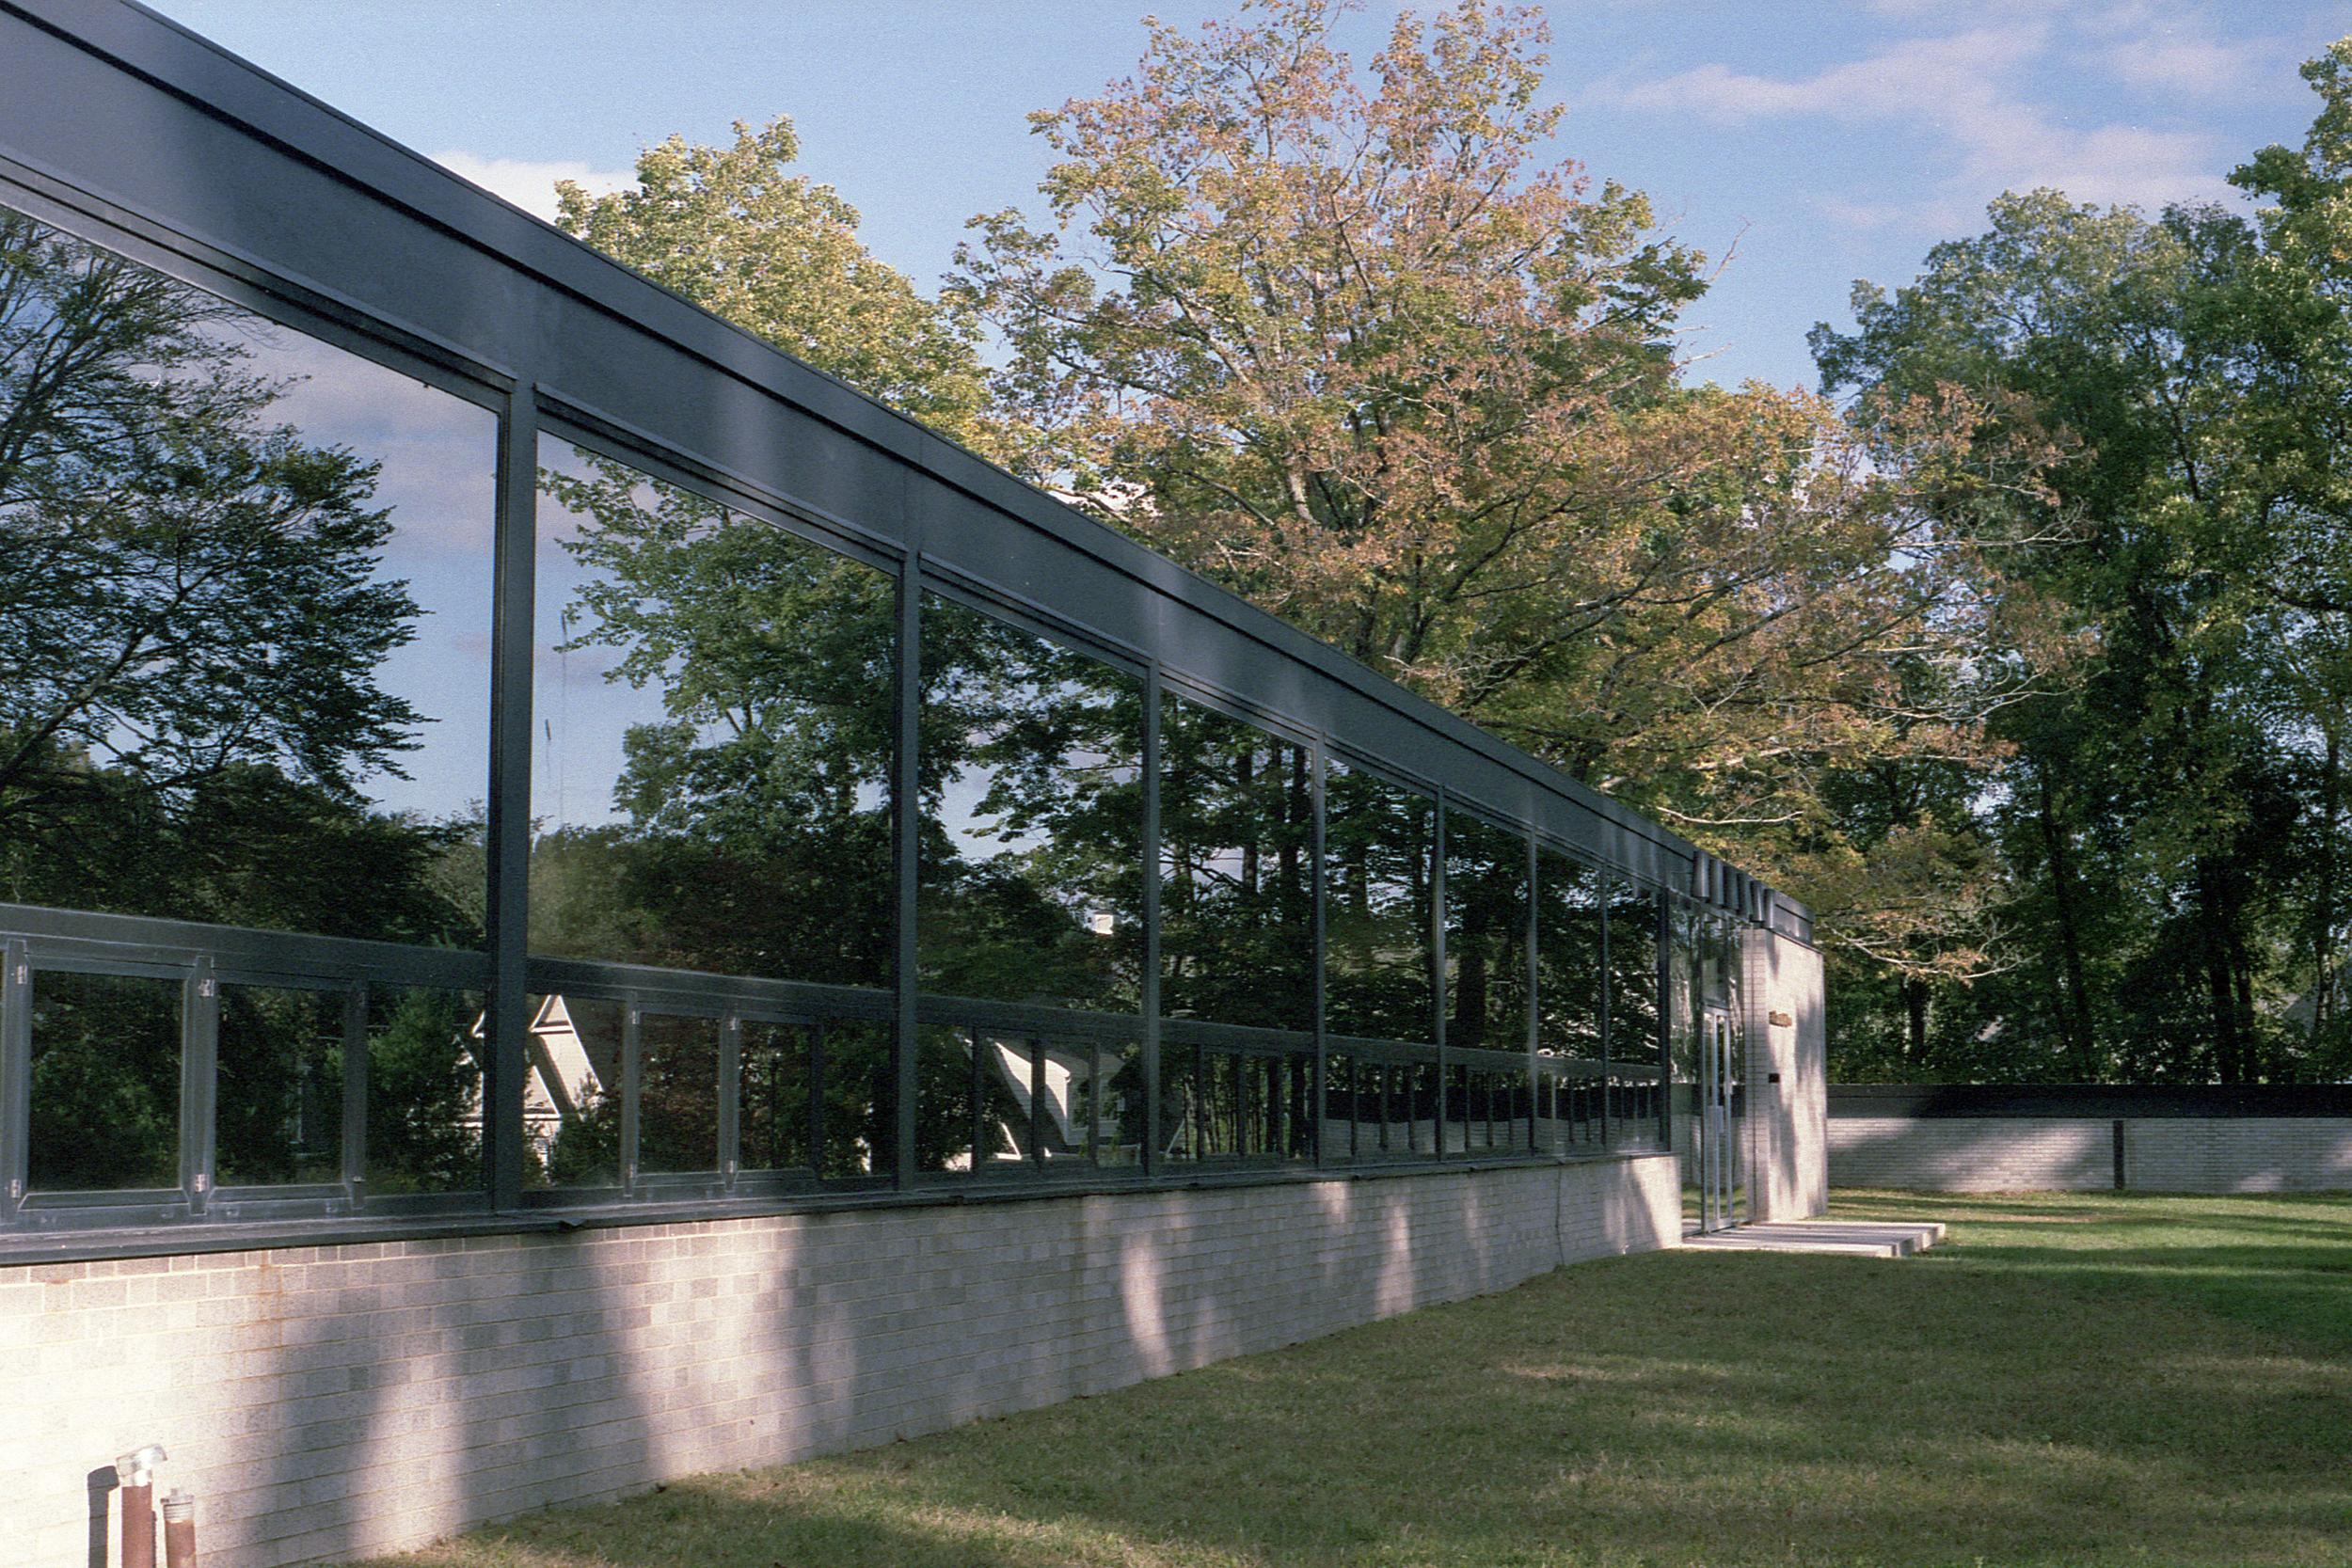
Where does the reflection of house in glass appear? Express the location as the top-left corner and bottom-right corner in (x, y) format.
(468, 997), (609, 1168)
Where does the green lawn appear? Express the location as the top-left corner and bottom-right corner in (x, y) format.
(370, 1191), (2352, 1568)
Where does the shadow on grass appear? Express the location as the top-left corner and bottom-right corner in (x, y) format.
(375, 1194), (2352, 1568)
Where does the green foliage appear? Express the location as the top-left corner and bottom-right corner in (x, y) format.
(1813, 38), (2352, 1083)
(553, 119), (1014, 462)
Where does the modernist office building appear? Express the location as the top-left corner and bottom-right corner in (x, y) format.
(0, 3), (1827, 1561)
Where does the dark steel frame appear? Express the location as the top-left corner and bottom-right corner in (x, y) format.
(0, 0), (1810, 1260)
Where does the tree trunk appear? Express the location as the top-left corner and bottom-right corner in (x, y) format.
(2199, 859), (2243, 1084)
(2315, 726), (2341, 1039)
(1900, 975), (1930, 1069)
(2034, 761), (2099, 1077)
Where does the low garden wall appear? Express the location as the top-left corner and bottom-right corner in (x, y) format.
(0, 1155), (1679, 1568)
(1829, 1085), (2352, 1193)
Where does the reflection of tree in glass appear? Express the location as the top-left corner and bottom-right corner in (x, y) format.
(1160, 697), (1313, 1031)
(1325, 762), (1436, 1043)
(1446, 815), (1531, 1053)
(365, 988), (484, 1195)
(636, 1013), (720, 1174)
(215, 986), (342, 1187)
(917, 594), (1146, 1010)
(27, 971), (181, 1192)
(532, 455), (896, 989)
(0, 211), (473, 944)
(1534, 851), (1604, 1064)
(1608, 883), (1661, 1052)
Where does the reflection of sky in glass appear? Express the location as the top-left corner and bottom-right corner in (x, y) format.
(940, 698), (1136, 866)
(532, 439), (658, 832)
(226, 325), (496, 822)
(532, 440), (891, 834)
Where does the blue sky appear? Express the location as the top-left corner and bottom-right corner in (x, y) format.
(148, 0), (2352, 394)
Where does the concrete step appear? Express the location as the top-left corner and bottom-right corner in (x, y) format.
(1679, 1219), (1947, 1259)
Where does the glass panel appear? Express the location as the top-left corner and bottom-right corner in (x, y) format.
(1444, 814), (1531, 1053)
(529, 994), (622, 1189)
(916, 594), (1146, 1010)
(637, 1012), (720, 1175)
(364, 986), (484, 1195)
(0, 209), (495, 947)
(1535, 852), (1604, 1064)
(1668, 901), (1703, 1216)
(739, 1021), (815, 1175)
(813, 1021), (894, 1180)
(216, 984), (342, 1186)
(27, 970), (181, 1193)
(1612, 882), (1664, 1148)
(531, 440), (895, 990)
(1535, 851), (1604, 1152)
(1323, 761), (1436, 1044)
(1160, 697), (1313, 1031)
(1024, 1036), (1142, 1165)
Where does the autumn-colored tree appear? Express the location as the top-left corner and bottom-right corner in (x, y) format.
(555, 118), (1018, 461)
(950, 0), (2069, 989)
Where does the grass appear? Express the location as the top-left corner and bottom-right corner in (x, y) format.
(366, 1191), (2352, 1568)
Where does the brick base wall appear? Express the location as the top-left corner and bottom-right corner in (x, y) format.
(1830, 1117), (2352, 1192)
(0, 1156), (1678, 1568)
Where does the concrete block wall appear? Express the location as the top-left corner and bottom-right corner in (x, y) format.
(1829, 1117), (2352, 1192)
(1740, 928), (1829, 1222)
(0, 1156), (1680, 1568)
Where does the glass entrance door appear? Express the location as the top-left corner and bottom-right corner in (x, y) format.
(1696, 1006), (1743, 1232)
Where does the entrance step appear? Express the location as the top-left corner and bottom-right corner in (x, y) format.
(1680, 1219), (1947, 1259)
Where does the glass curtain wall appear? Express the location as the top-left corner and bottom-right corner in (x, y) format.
(531, 438), (897, 1195)
(1533, 850), (1605, 1153)
(0, 204), (496, 1215)
(1444, 814), (1534, 1153)
(1322, 760), (1438, 1160)
(0, 199), (1780, 1242)
(1608, 882), (1667, 1148)
(915, 593), (1146, 1178)
(1160, 696), (1314, 1164)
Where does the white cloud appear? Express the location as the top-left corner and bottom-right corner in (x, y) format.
(2088, 4), (2267, 99)
(1603, 17), (2236, 231)
(428, 150), (634, 223)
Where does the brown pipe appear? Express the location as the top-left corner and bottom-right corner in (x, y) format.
(161, 1490), (196, 1568)
(120, 1481), (154, 1568)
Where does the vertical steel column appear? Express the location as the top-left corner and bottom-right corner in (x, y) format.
(1027, 1035), (1045, 1169)
(1431, 792), (1448, 1158)
(341, 984), (368, 1207)
(1311, 736), (1328, 1167)
(184, 957), (217, 1215)
(1656, 891), (1673, 1152)
(1597, 874), (1613, 1149)
(969, 1022), (988, 1170)
(1140, 663), (1162, 1174)
(1, 940), (28, 1220)
(891, 561), (922, 1188)
(719, 1014), (741, 1193)
(620, 1004), (642, 1196)
(1524, 834), (1540, 1154)
(806, 1022), (826, 1178)
(483, 385), (538, 1212)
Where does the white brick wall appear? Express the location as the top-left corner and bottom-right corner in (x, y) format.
(1743, 931), (1827, 1222)
(0, 1157), (1679, 1568)
(1829, 1117), (2352, 1192)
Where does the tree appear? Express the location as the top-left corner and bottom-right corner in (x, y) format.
(950, 0), (2061, 992)
(1814, 36), (2352, 1081)
(554, 119), (1017, 461)
(0, 209), (477, 944)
